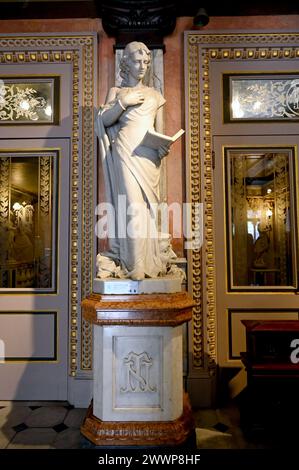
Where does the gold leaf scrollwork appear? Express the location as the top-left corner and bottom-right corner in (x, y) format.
(0, 157), (10, 277)
(0, 157), (9, 224)
(274, 154), (289, 285)
(39, 156), (51, 288)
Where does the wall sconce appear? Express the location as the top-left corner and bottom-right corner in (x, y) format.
(193, 7), (209, 27)
(12, 202), (22, 212)
(12, 201), (34, 229)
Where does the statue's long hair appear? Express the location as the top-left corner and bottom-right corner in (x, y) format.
(120, 42), (151, 87)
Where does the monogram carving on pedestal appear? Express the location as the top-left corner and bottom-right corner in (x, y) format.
(121, 351), (156, 393)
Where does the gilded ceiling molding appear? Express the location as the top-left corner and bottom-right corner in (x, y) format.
(185, 32), (299, 373)
(0, 35), (96, 376)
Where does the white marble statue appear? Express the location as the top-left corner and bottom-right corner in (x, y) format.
(96, 41), (182, 281)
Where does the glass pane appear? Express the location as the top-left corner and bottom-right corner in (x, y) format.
(0, 152), (57, 290)
(0, 77), (59, 124)
(226, 148), (296, 288)
(224, 74), (299, 121)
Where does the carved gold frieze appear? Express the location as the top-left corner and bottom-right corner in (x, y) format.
(81, 42), (95, 372)
(0, 157), (9, 225)
(185, 32), (299, 372)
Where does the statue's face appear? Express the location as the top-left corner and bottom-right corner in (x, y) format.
(127, 49), (150, 81)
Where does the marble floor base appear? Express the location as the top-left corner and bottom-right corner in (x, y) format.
(0, 402), (86, 449)
(0, 400), (291, 449)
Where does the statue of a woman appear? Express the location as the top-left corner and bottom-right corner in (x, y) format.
(96, 41), (172, 281)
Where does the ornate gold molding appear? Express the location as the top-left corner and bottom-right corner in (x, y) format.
(0, 157), (9, 225)
(185, 32), (299, 372)
(186, 41), (204, 369)
(81, 42), (95, 371)
(0, 35), (96, 376)
(188, 32), (299, 46)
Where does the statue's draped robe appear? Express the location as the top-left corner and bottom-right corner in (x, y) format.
(96, 86), (166, 278)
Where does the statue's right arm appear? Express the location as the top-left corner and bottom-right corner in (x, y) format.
(101, 87), (125, 127)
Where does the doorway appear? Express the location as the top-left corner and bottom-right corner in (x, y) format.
(0, 139), (69, 399)
(214, 136), (299, 368)
(184, 31), (299, 405)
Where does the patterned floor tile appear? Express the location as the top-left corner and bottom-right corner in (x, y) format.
(213, 422), (229, 433)
(1, 406), (32, 428)
(0, 405), (13, 418)
(196, 427), (235, 449)
(193, 409), (218, 427)
(12, 423), (28, 433)
(53, 428), (82, 449)
(216, 404), (240, 427)
(7, 428), (57, 448)
(0, 428), (16, 449)
(0, 401), (279, 449)
(25, 406), (67, 428)
(64, 404), (74, 411)
(64, 408), (87, 428)
(53, 423), (68, 433)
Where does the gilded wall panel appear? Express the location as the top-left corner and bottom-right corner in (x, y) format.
(185, 32), (299, 373)
(0, 35), (97, 375)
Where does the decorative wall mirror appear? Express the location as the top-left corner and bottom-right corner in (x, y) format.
(225, 147), (297, 290)
(0, 151), (58, 291)
(223, 73), (299, 122)
(0, 76), (59, 124)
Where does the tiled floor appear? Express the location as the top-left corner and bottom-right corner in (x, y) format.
(0, 400), (278, 449)
(0, 402), (86, 449)
(193, 403), (265, 449)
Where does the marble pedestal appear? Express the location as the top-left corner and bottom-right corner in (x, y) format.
(81, 292), (194, 446)
(93, 275), (182, 294)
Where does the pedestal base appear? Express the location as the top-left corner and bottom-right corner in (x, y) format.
(81, 393), (194, 447)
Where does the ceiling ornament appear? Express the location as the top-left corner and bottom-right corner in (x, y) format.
(98, 1), (177, 48)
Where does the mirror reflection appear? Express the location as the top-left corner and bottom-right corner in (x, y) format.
(0, 153), (56, 289)
(227, 149), (296, 288)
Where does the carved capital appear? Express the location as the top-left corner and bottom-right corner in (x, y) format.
(98, 1), (177, 48)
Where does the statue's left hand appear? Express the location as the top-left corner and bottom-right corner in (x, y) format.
(158, 144), (170, 159)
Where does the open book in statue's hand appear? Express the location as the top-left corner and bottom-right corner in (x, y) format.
(141, 128), (185, 151)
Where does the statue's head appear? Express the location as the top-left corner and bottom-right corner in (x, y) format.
(120, 41), (151, 86)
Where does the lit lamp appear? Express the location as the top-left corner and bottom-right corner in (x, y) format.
(12, 202), (22, 228)
(12, 202), (22, 212)
(193, 7), (209, 27)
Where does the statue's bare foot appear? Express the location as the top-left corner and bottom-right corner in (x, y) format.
(130, 269), (145, 281)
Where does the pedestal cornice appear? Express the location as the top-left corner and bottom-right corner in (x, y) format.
(82, 291), (194, 326)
